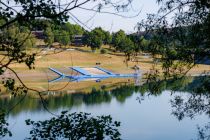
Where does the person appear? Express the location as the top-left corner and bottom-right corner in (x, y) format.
(133, 65), (141, 86)
(134, 65), (140, 70)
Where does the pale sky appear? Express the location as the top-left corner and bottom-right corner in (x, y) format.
(7, 0), (160, 33)
(69, 0), (160, 33)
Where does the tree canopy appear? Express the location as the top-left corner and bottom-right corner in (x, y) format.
(83, 27), (105, 51)
(26, 112), (121, 140)
(136, 0), (210, 77)
(112, 30), (127, 51)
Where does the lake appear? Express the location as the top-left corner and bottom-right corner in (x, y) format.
(1, 76), (210, 140)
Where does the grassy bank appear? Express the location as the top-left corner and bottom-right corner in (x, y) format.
(1, 45), (210, 92)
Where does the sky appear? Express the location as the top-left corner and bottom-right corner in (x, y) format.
(69, 0), (160, 33)
(6, 0), (160, 33)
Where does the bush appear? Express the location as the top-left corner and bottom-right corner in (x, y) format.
(100, 49), (107, 54)
(26, 111), (121, 140)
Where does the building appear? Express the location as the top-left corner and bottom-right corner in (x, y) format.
(71, 35), (84, 46)
(194, 51), (210, 65)
(32, 30), (45, 39)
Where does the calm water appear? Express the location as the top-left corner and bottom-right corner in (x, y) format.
(1, 76), (210, 140)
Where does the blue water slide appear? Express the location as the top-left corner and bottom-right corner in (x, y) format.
(94, 66), (115, 75)
(49, 68), (65, 76)
(48, 76), (64, 83)
(71, 67), (91, 76)
(48, 66), (139, 83)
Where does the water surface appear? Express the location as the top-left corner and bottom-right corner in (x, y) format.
(2, 76), (210, 140)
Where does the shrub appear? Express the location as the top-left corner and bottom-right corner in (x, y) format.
(100, 49), (107, 54)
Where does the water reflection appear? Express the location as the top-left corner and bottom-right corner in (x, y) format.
(197, 122), (210, 140)
(0, 76), (210, 139)
(1, 76), (210, 116)
(0, 111), (11, 138)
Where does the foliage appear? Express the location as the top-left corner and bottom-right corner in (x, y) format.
(100, 48), (107, 54)
(1, 25), (36, 50)
(128, 35), (149, 53)
(26, 111), (121, 140)
(197, 122), (210, 140)
(44, 27), (54, 46)
(112, 85), (135, 103)
(137, 0), (210, 77)
(54, 30), (70, 46)
(112, 30), (135, 60)
(111, 30), (126, 51)
(84, 28), (105, 51)
(83, 27), (113, 50)
(0, 111), (12, 138)
(140, 37), (150, 52)
(0, 28), (35, 97)
(103, 30), (112, 45)
(63, 22), (84, 40)
(64, 22), (84, 35)
(93, 27), (112, 45)
(170, 76), (210, 120)
(0, 23), (36, 72)
(32, 19), (52, 31)
(118, 37), (135, 61)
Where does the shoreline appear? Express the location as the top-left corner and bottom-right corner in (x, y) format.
(1, 47), (210, 92)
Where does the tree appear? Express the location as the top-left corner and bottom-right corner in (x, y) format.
(84, 28), (105, 51)
(92, 27), (113, 45)
(63, 22), (84, 41)
(112, 30), (126, 51)
(64, 22), (84, 35)
(54, 30), (70, 46)
(1, 24), (36, 50)
(111, 30), (135, 60)
(26, 112), (121, 140)
(44, 27), (54, 47)
(103, 30), (112, 45)
(139, 37), (150, 52)
(118, 37), (135, 61)
(137, 0), (210, 76)
(128, 34), (150, 53)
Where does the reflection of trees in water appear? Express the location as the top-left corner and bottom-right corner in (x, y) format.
(0, 97), (43, 116)
(0, 111), (11, 138)
(139, 76), (210, 140)
(140, 76), (193, 94)
(1, 76), (210, 139)
(138, 76), (210, 140)
(167, 76), (210, 140)
(83, 88), (112, 105)
(1, 76), (209, 116)
(197, 123), (210, 140)
(0, 86), (136, 115)
(112, 85), (135, 103)
(171, 95), (210, 120)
